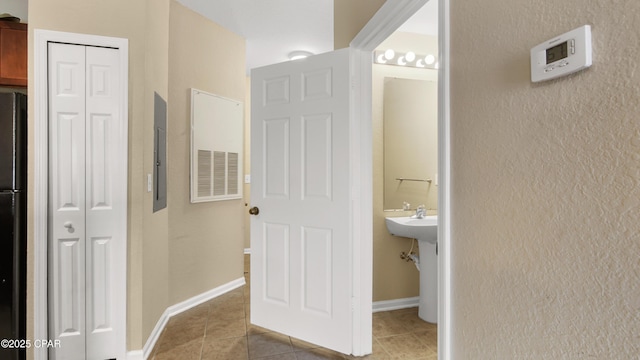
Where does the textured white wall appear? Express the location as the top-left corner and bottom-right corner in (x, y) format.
(451, 0), (640, 358)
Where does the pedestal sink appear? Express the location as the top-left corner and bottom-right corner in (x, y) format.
(385, 215), (437, 323)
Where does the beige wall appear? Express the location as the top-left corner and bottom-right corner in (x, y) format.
(451, 0), (640, 357)
(167, 1), (245, 305)
(333, 0), (386, 49)
(373, 32), (438, 302)
(142, 0), (171, 345)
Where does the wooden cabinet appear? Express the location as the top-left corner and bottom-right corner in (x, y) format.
(0, 22), (27, 87)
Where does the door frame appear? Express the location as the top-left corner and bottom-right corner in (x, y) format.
(33, 29), (129, 360)
(350, 0), (451, 358)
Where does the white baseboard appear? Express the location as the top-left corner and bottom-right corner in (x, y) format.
(134, 277), (246, 359)
(127, 350), (143, 360)
(244, 248), (251, 254)
(372, 296), (419, 313)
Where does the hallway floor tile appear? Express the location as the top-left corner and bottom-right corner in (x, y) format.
(151, 256), (437, 359)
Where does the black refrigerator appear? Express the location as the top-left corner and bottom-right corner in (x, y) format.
(0, 92), (27, 360)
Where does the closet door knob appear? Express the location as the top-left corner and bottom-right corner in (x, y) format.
(63, 221), (73, 229)
(248, 207), (260, 215)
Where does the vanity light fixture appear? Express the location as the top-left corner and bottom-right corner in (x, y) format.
(288, 50), (314, 61)
(374, 50), (438, 70)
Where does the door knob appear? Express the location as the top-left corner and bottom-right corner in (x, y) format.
(63, 221), (73, 229)
(248, 206), (260, 215)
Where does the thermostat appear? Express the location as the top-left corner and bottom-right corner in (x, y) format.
(530, 25), (592, 82)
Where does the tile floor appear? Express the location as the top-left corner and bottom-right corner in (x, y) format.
(150, 256), (437, 359)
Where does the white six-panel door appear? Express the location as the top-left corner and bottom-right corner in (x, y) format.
(250, 48), (353, 354)
(48, 42), (125, 360)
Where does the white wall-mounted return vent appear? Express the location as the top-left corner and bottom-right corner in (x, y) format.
(190, 89), (244, 202)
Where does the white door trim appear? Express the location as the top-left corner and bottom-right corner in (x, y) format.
(347, 47), (374, 356)
(350, 0), (452, 359)
(350, 0), (429, 50)
(437, 1), (452, 358)
(34, 29), (129, 360)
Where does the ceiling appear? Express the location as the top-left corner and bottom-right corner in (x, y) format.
(176, 0), (438, 74)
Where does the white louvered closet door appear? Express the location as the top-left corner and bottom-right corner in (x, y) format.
(48, 42), (126, 360)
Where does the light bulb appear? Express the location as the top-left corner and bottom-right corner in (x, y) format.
(425, 54), (435, 65)
(416, 59), (425, 67)
(376, 54), (387, 64)
(397, 56), (406, 66)
(384, 49), (395, 60)
(405, 51), (416, 62)
(434, 62), (439, 69)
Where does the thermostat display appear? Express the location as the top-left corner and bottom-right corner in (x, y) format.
(546, 42), (568, 64)
(531, 25), (592, 82)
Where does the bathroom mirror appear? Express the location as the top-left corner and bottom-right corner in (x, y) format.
(383, 77), (438, 211)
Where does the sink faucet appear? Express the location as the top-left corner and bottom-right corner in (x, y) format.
(415, 204), (426, 219)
